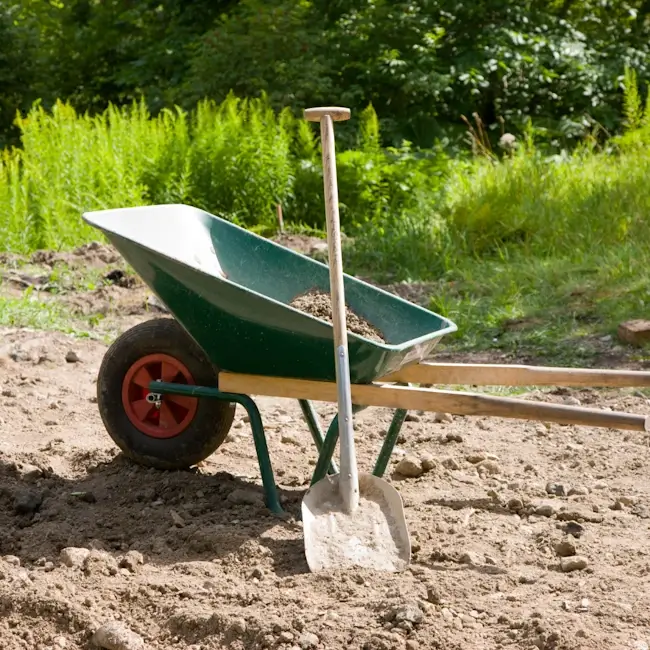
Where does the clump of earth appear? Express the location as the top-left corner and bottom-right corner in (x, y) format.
(290, 289), (386, 343)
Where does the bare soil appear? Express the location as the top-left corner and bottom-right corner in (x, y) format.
(290, 290), (386, 343)
(1, 240), (650, 650)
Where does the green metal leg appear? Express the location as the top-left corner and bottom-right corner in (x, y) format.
(310, 404), (368, 486)
(373, 409), (408, 478)
(151, 381), (283, 514)
(298, 400), (338, 476)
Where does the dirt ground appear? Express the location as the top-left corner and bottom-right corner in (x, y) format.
(1, 242), (650, 650)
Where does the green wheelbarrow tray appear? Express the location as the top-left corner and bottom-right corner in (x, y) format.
(82, 204), (457, 384)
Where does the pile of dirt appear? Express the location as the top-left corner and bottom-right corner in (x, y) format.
(290, 289), (386, 343)
(30, 241), (123, 268)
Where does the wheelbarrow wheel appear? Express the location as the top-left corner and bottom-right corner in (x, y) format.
(96, 317), (236, 470)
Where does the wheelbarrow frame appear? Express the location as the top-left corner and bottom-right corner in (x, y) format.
(81, 204), (650, 517)
(149, 359), (650, 515)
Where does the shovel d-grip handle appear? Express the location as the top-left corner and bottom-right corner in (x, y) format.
(304, 105), (358, 513)
(304, 107), (351, 123)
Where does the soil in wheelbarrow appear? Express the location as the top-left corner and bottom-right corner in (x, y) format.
(290, 289), (386, 343)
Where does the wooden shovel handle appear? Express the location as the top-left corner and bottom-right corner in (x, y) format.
(305, 105), (359, 511)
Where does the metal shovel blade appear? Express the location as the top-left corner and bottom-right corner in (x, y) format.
(302, 472), (410, 573)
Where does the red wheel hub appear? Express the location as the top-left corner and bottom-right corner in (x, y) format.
(121, 353), (198, 439)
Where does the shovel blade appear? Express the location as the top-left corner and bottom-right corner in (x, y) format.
(302, 472), (410, 573)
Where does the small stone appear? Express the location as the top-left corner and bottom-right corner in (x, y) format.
(441, 457), (461, 470)
(228, 618), (247, 636)
(534, 502), (557, 518)
(82, 550), (119, 576)
(15, 463), (43, 480)
(426, 585), (442, 604)
(14, 490), (43, 515)
(557, 507), (603, 523)
(593, 481), (608, 490)
(562, 521), (585, 538)
(298, 631), (319, 649)
(406, 641), (419, 650)
(578, 598), (590, 612)
(281, 433), (301, 446)
(170, 509), (185, 527)
(568, 486), (589, 496)
(420, 454), (437, 471)
(466, 453), (486, 464)
(65, 350), (80, 363)
(507, 498), (523, 512)
(554, 540), (576, 558)
(441, 607), (453, 621)
(92, 620), (145, 650)
(443, 432), (463, 443)
(476, 459), (501, 475)
(53, 637), (68, 648)
(460, 552), (482, 565)
(279, 631), (295, 643)
(3, 555), (20, 566)
(618, 320), (650, 346)
(535, 424), (548, 436)
(391, 603), (423, 625)
(227, 488), (264, 506)
(434, 412), (453, 423)
(119, 550), (144, 571)
(60, 547), (90, 568)
(617, 495), (636, 506)
(560, 556), (588, 572)
(476, 420), (489, 430)
(405, 413), (421, 422)
(564, 396), (581, 406)
(395, 456), (424, 478)
(45, 419), (58, 426)
(546, 482), (568, 497)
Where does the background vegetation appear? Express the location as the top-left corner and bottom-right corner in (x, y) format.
(1, 0), (650, 361)
(2, 1), (650, 149)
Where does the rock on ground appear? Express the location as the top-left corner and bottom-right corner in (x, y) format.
(92, 621), (145, 650)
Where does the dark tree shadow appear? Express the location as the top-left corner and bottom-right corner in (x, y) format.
(0, 452), (312, 577)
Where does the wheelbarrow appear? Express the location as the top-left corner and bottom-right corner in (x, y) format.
(82, 199), (650, 510)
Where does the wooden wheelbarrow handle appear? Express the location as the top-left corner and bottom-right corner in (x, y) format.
(219, 372), (650, 432)
(381, 362), (650, 388)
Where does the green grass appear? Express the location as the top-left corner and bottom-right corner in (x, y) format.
(0, 291), (91, 335)
(424, 248), (650, 364)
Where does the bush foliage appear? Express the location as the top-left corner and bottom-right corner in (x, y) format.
(2, 1), (650, 149)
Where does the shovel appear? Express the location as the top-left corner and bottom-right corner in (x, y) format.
(301, 107), (411, 573)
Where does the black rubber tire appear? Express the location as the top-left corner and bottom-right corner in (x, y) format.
(96, 317), (236, 470)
